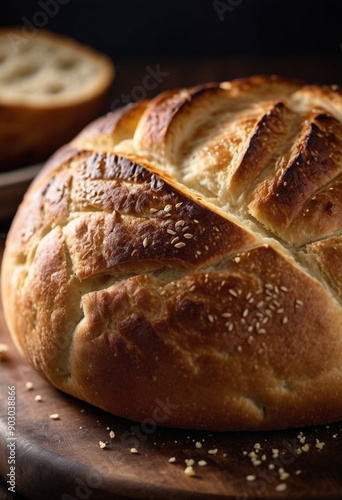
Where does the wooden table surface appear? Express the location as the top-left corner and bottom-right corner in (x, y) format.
(1, 57), (342, 499)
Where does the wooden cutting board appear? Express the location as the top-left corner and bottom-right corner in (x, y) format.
(0, 242), (342, 500)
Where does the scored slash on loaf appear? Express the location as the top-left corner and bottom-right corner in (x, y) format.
(2, 75), (342, 431)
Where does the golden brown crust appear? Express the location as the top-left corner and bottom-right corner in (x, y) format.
(2, 75), (342, 431)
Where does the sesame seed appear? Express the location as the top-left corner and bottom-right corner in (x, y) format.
(265, 283), (274, 290)
(253, 460), (261, 466)
(143, 237), (148, 248)
(195, 441), (202, 449)
(333, 434), (338, 438)
(268, 463), (275, 470)
(208, 448), (218, 455)
(184, 233), (194, 239)
(280, 471), (289, 481)
(193, 219), (199, 223)
(35, 395), (42, 402)
(276, 308), (284, 314)
(275, 484), (287, 492)
(261, 454), (266, 461)
(257, 329), (266, 334)
(198, 460), (207, 466)
(254, 443), (261, 449)
(182, 226), (190, 232)
(237, 346), (242, 352)
(221, 312), (232, 318)
(164, 204), (172, 212)
(109, 431), (115, 439)
(167, 229), (176, 235)
(26, 382), (33, 390)
(242, 308), (249, 318)
(246, 475), (256, 481)
(149, 208), (158, 213)
(131, 249), (138, 257)
(175, 202), (183, 209)
(208, 314), (214, 323)
(296, 299), (304, 306)
(282, 316), (288, 324)
(168, 457), (176, 463)
(189, 285), (196, 292)
(229, 289), (238, 297)
(49, 414), (60, 420)
(174, 242), (186, 249)
(184, 466), (195, 476)
(295, 470), (302, 475)
(175, 220), (186, 227)
(171, 237), (179, 244)
(248, 335), (254, 343)
(272, 449), (279, 458)
(130, 448), (139, 454)
(280, 286), (288, 293)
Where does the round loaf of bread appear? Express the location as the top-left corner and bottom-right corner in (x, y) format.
(0, 28), (114, 171)
(2, 75), (342, 431)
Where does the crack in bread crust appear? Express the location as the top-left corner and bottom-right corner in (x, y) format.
(2, 75), (342, 431)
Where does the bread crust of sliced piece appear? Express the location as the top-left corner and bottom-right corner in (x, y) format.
(0, 28), (114, 171)
(2, 75), (342, 431)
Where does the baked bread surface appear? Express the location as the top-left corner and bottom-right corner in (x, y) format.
(2, 75), (342, 431)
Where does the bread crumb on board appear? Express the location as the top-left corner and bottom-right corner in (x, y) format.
(184, 458), (194, 466)
(25, 381), (34, 390)
(275, 483), (287, 492)
(198, 460), (207, 467)
(0, 343), (9, 361)
(208, 448), (218, 455)
(184, 465), (196, 476)
(49, 413), (60, 420)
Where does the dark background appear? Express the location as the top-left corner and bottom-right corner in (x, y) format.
(0, 0), (342, 60)
(1, 0), (342, 82)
